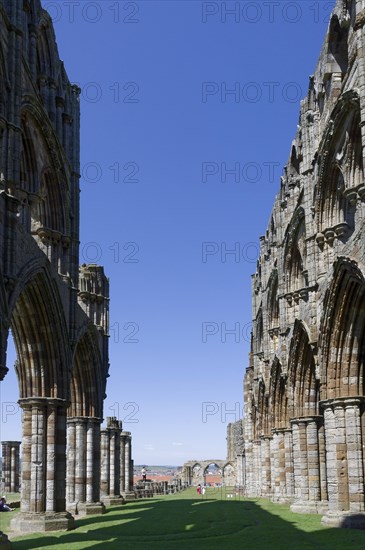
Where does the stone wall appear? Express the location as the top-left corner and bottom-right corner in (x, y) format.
(0, 0), (113, 535)
(227, 420), (244, 461)
(241, 0), (365, 529)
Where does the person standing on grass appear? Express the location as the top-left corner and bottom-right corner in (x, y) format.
(197, 484), (201, 495)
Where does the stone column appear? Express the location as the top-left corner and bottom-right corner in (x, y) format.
(120, 433), (126, 493)
(66, 416), (105, 516)
(271, 429), (282, 502)
(290, 416), (328, 514)
(260, 436), (272, 497)
(66, 420), (76, 505)
(1, 441), (21, 493)
(184, 466), (192, 485)
(284, 428), (294, 501)
(244, 441), (254, 496)
(100, 417), (124, 506)
(124, 433), (130, 491)
(121, 431), (135, 500)
(11, 398), (74, 533)
(271, 428), (292, 502)
(252, 440), (261, 496)
(321, 397), (365, 529)
(236, 454), (245, 487)
(100, 428), (110, 498)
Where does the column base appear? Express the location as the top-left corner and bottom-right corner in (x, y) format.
(0, 531), (11, 549)
(122, 491), (136, 501)
(271, 495), (293, 504)
(321, 511), (365, 530)
(101, 496), (126, 506)
(291, 500), (328, 514)
(11, 511), (74, 533)
(76, 502), (106, 516)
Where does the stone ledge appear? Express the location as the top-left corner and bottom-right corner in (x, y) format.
(321, 511), (365, 530)
(291, 500), (328, 515)
(76, 502), (105, 516)
(122, 491), (137, 501)
(10, 511), (74, 533)
(101, 496), (126, 507)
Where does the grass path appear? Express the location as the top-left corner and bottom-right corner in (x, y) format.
(1, 489), (364, 549)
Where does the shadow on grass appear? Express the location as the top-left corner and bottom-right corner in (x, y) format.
(9, 494), (365, 550)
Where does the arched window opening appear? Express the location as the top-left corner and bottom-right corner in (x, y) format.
(286, 217), (307, 293)
(328, 15), (348, 76)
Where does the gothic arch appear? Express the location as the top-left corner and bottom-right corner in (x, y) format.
(32, 169), (67, 234)
(288, 320), (319, 418)
(20, 108), (70, 221)
(315, 93), (362, 239)
(327, 14), (349, 75)
(37, 12), (59, 81)
(253, 305), (263, 355)
(270, 358), (288, 429)
(320, 259), (365, 399)
(223, 462), (235, 485)
(19, 108), (71, 271)
(8, 267), (71, 399)
(254, 378), (270, 437)
(203, 462), (222, 475)
(69, 326), (105, 418)
(267, 269), (279, 328)
(284, 208), (307, 292)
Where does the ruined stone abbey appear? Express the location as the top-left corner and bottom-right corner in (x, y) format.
(0, 0), (364, 545)
(0, 0), (133, 543)
(228, 0), (365, 530)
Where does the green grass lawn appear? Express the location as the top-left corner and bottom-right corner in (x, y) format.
(1, 488), (364, 549)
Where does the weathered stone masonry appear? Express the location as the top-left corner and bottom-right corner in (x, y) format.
(1, 441), (20, 494)
(237, 0), (365, 529)
(0, 0), (119, 539)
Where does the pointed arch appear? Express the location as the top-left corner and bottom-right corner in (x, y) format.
(270, 358), (288, 429)
(267, 269), (279, 328)
(69, 326), (105, 418)
(32, 169), (67, 235)
(327, 14), (348, 75)
(9, 268), (71, 399)
(254, 378), (270, 437)
(19, 108), (71, 247)
(320, 259), (365, 399)
(37, 13), (59, 81)
(316, 93), (362, 239)
(284, 208), (307, 292)
(288, 320), (319, 418)
(253, 305), (263, 355)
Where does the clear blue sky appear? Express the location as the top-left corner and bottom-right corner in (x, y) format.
(2, 1), (331, 465)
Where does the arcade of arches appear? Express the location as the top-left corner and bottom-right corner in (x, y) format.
(0, 0), (133, 542)
(182, 460), (236, 487)
(227, 0), (365, 530)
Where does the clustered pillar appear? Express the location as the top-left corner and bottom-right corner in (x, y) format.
(100, 417), (124, 505)
(259, 436), (271, 497)
(66, 417), (105, 515)
(1, 441), (20, 494)
(290, 416), (328, 514)
(11, 398), (74, 533)
(321, 398), (365, 528)
(120, 431), (135, 499)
